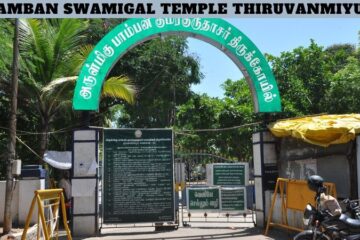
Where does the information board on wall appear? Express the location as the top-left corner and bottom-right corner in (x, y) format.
(187, 187), (220, 211)
(186, 187), (247, 213)
(263, 164), (278, 191)
(207, 163), (249, 186)
(103, 129), (174, 223)
(221, 187), (246, 213)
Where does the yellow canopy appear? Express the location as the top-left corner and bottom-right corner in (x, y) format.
(268, 114), (360, 147)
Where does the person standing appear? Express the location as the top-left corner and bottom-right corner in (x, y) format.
(58, 171), (71, 224)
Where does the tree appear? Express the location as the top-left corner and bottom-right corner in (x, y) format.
(18, 19), (90, 162)
(217, 79), (256, 161)
(324, 44), (357, 74)
(175, 79), (257, 161)
(0, 20), (14, 180)
(18, 19), (136, 163)
(176, 93), (222, 152)
(268, 41), (357, 117)
(268, 40), (331, 115)
(0, 20), (12, 80)
(323, 56), (360, 113)
(116, 36), (203, 128)
(3, 18), (19, 235)
(45, 75), (136, 128)
(82, 19), (125, 45)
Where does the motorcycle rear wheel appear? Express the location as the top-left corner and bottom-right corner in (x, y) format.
(294, 230), (330, 240)
(294, 236), (329, 240)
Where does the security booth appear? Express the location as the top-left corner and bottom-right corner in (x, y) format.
(253, 114), (360, 230)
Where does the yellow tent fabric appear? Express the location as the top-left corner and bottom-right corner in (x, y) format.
(268, 114), (360, 147)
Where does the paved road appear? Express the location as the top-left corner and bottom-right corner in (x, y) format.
(67, 222), (296, 240)
(3, 224), (296, 240)
(57, 209), (298, 240)
(60, 210), (298, 240)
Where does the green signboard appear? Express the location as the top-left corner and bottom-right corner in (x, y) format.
(221, 187), (246, 212)
(103, 129), (174, 223)
(73, 18), (281, 113)
(187, 187), (220, 211)
(186, 187), (247, 213)
(212, 163), (248, 186)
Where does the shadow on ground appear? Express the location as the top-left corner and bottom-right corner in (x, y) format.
(59, 227), (297, 240)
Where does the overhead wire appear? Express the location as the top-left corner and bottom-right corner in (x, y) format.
(0, 107), (263, 162)
(0, 117), (262, 136)
(16, 135), (43, 161)
(0, 108), (112, 136)
(1, 119), (262, 161)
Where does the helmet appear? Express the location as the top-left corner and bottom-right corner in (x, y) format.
(307, 175), (324, 192)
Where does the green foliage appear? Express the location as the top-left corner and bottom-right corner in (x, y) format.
(176, 94), (222, 152)
(0, 20), (12, 81)
(175, 80), (256, 161)
(175, 41), (360, 162)
(325, 44), (357, 73)
(1, 18), (360, 175)
(268, 41), (357, 116)
(101, 76), (136, 104)
(323, 57), (360, 113)
(17, 19), (90, 160)
(217, 80), (255, 160)
(177, 94), (222, 130)
(268, 41), (329, 115)
(83, 19), (125, 45)
(17, 19), (136, 161)
(115, 36), (203, 128)
(0, 20), (14, 179)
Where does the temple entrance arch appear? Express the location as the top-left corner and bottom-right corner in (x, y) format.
(72, 18), (281, 112)
(71, 18), (283, 237)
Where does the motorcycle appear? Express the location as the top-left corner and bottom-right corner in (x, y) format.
(342, 199), (360, 220)
(294, 175), (360, 240)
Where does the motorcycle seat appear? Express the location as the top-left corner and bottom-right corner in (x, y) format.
(340, 214), (360, 229)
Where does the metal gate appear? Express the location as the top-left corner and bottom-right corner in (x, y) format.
(174, 151), (256, 226)
(72, 128), (255, 236)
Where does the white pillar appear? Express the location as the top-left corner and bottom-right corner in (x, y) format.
(252, 131), (277, 227)
(72, 129), (99, 237)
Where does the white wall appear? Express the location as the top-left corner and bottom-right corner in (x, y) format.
(0, 179), (45, 225)
(18, 179), (45, 225)
(0, 180), (19, 224)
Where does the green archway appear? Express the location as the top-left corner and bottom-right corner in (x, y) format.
(73, 18), (281, 112)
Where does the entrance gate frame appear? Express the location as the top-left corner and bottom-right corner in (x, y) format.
(71, 18), (283, 237)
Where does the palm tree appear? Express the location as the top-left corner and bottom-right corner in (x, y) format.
(19, 19), (135, 163)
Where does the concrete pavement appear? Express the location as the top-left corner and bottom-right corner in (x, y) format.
(62, 209), (297, 239)
(67, 222), (296, 240)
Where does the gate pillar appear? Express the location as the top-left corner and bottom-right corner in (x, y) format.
(72, 129), (99, 237)
(252, 131), (278, 227)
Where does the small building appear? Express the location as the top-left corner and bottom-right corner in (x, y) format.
(253, 113), (360, 227)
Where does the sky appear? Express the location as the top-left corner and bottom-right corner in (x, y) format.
(188, 18), (360, 98)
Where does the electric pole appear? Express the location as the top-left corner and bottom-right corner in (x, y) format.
(3, 18), (20, 234)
